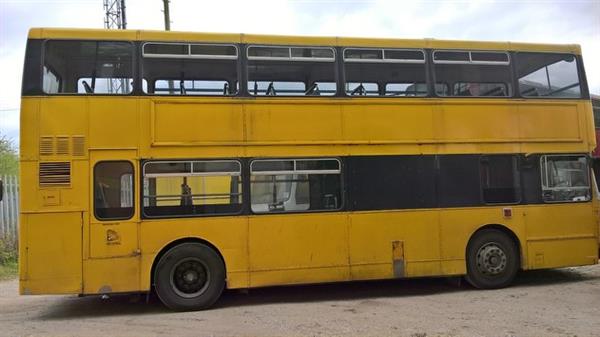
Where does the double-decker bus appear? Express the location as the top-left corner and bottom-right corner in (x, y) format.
(592, 95), (600, 187)
(18, 28), (598, 310)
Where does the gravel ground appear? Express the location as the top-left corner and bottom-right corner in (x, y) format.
(1, 264), (599, 337)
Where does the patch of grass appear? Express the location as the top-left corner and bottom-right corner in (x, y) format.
(0, 259), (17, 280)
(0, 235), (18, 280)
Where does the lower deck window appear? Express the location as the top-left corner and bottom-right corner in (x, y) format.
(94, 161), (134, 220)
(250, 159), (342, 213)
(480, 155), (520, 204)
(143, 160), (242, 217)
(541, 155), (590, 202)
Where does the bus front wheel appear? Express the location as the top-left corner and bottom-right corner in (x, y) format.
(465, 229), (519, 289)
(154, 242), (225, 311)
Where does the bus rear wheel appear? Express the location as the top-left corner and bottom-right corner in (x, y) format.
(154, 242), (225, 311)
(466, 229), (519, 289)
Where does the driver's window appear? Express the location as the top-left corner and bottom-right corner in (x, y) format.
(540, 155), (590, 202)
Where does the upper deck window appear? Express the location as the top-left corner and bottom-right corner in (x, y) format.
(433, 51), (509, 64)
(343, 48), (426, 97)
(247, 45), (336, 96)
(142, 43), (239, 96)
(516, 52), (581, 98)
(143, 43), (237, 59)
(43, 40), (134, 95)
(433, 50), (512, 97)
(344, 48), (425, 63)
(247, 46), (335, 61)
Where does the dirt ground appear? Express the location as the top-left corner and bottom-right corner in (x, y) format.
(1, 265), (599, 337)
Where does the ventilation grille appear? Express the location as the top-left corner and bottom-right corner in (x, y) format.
(72, 136), (85, 156)
(39, 137), (54, 156)
(39, 136), (86, 156)
(39, 162), (71, 187)
(56, 137), (70, 155)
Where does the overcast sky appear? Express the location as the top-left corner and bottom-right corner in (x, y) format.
(1, 0), (599, 145)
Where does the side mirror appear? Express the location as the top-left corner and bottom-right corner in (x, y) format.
(0, 179), (3, 202)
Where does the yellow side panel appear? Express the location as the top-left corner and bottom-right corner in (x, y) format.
(343, 103), (434, 141)
(250, 267), (349, 288)
(246, 103), (342, 142)
(525, 203), (595, 239)
(83, 257), (140, 294)
(139, 217), (249, 289)
(19, 98), (39, 161)
(33, 160), (89, 212)
(89, 222), (139, 258)
(439, 207), (526, 274)
(524, 203), (597, 269)
(20, 212), (82, 295)
(518, 102), (580, 140)
(349, 210), (440, 279)
(152, 101), (244, 144)
(440, 102), (518, 141)
(248, 213), (348, 286)
(89, 98), (139, 148)
(527, 238), (598, 269)
(39, 97), (88, 137)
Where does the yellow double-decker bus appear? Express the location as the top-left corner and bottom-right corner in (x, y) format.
(17, 28), (598, 310)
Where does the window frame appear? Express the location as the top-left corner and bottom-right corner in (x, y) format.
(142, 42), (239, 60)
(245, 45), (338, 97)
(451, 81), (511, 97)
(431, 49), (513, 98)
(141, 159), (244, 219)
(514, 51), (584, 100)
(478, 155), (522, 205)
(249, 157), (344, 214)
(246, 45), (336, 62)
(141, 42), (240, 97)
(432, 50), (510, 66)
(342, 47), (427, 98)
(93, 160), (135, 221)
(41, 39), (136, 96)
(539, 154), (591, 203)
(343, 48), (426, 64)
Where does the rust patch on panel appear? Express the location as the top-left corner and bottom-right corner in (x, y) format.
(392, 240), (405, 278)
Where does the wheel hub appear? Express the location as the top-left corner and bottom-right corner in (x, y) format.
(184, 270), (198, 283)
(170, 258), (210, 298)
(476, 243), (507, 275)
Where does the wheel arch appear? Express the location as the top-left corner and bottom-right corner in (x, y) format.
(466, 224), (524, 269)
(150, 237), (227, 288)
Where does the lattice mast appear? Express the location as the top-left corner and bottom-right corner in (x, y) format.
(103, 0), (128, 93)
(104, 0), (127, 29)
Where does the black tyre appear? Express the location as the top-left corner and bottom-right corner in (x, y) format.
(154, 243), (225, 311)
(465, 229), (519, 289)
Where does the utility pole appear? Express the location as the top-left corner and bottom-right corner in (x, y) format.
(163, 0), (171, 31)
(163, 0), (174, 93)
(103, 0), (128, 94)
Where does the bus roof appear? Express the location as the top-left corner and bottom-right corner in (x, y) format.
(27, 27), (582, 55)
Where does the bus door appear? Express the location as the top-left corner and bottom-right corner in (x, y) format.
(87, 150), (140, 294)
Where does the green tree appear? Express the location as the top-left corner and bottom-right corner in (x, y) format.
(0, 135), (18, 175)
